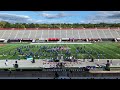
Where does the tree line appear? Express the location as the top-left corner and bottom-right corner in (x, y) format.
(0, 21), (120, 28)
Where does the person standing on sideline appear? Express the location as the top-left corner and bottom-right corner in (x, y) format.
(5, 59), (8, 66)
(110, 60), (113, 66)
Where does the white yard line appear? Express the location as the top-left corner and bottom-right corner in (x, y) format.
(84, 44), (99, 59)
(14, 30), (19, 39)
(94, 44), (116, 59)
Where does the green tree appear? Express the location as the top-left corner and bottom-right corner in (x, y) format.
(0, 21), (8, 28)
(4, 22), (11, 28)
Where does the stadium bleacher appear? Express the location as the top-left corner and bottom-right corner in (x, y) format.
(0, 28), (120, 41)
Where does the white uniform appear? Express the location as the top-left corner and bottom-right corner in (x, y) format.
(5, 62), (8, 66)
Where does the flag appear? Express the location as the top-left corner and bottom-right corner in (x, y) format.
(27, 57), (33, 60)
(27, 56), (33, 60)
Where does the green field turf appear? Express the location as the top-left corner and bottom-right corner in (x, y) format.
(0, 42), (120, 60)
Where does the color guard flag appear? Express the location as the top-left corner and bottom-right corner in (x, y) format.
(27, 57), (33, 60)
(27, 56), (33, 60)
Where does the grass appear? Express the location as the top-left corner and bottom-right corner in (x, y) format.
(0, 42), (120, 60)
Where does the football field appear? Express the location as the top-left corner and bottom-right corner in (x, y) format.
(0, 42), (120, 60)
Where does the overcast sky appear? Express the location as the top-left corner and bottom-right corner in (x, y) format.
(0, 11), (120, 24)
